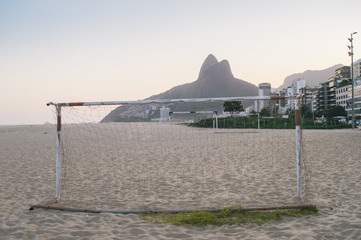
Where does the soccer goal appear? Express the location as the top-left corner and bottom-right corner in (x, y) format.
(31, 96), (309, 213)
(169, 111), (218, 130)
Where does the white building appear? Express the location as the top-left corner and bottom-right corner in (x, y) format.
(353, 58), (361, 78)
(160, 107), (170, 121)
(254, 83), (271, 112)
(336, 85), (350, 110)
(286, 86), (294, 96)
(346, 82), (361, 120)
(151, 106), (170, 122)
(292, 78), (306, 94)
(287, 78), (306, 110)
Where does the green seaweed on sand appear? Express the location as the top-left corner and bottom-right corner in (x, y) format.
(140, 205), (318, 227)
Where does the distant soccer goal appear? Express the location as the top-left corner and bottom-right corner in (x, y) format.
(169, 111), (218, 129)
(32, 96), (310, 213)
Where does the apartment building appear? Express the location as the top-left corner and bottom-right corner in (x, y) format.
(353, 58), (361, 78)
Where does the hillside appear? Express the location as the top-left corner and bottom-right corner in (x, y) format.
(102, 54), (258, 122)
(275, 64), (344, 91)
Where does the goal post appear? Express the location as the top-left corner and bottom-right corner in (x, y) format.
(55, 105), (61, 200)
(295, 97), (302, 198)
(32, 95), (308, 213)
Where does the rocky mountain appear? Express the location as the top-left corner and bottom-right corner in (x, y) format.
(102, 54), (258, 122)
(148, 54), (257, 100)
(275, 64), (344, 91)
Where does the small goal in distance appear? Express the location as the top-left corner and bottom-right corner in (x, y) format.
(31, 96), (309, 213)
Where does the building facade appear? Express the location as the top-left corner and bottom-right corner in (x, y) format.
(316, 67), (351, 113)
(336, 85), (350, 110)
(347, 82), (361, 120)
(292, 78), (306, 95)
(335, 66), (351, 79)
(353, 58), (361, 78)
(255, 83), (271, 112)
(327, 77), (337, 108)
(316, 82), (330, 111)
(300, 87), (318, 110)
(286, 78), (306, 110)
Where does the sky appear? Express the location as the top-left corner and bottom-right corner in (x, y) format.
(0, 0), (360, 125)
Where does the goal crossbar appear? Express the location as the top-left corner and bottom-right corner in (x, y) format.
(47, 95), (289, 107)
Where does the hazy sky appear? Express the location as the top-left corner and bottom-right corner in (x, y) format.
(0, 0), (360, 124)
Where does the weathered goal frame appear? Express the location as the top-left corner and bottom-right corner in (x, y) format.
(30, 95), (304, 213)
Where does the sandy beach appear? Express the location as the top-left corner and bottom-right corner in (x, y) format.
(1, 124), (361, 239)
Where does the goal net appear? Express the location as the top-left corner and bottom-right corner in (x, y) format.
(40, 96), (309, 212)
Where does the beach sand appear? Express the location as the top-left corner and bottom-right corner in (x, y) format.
(1, 124), (361, 239)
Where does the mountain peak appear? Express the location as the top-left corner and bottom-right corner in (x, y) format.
(218, 59), (232, 73)
(208, 59), (234, 80)
(198, 54), (219, 78)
